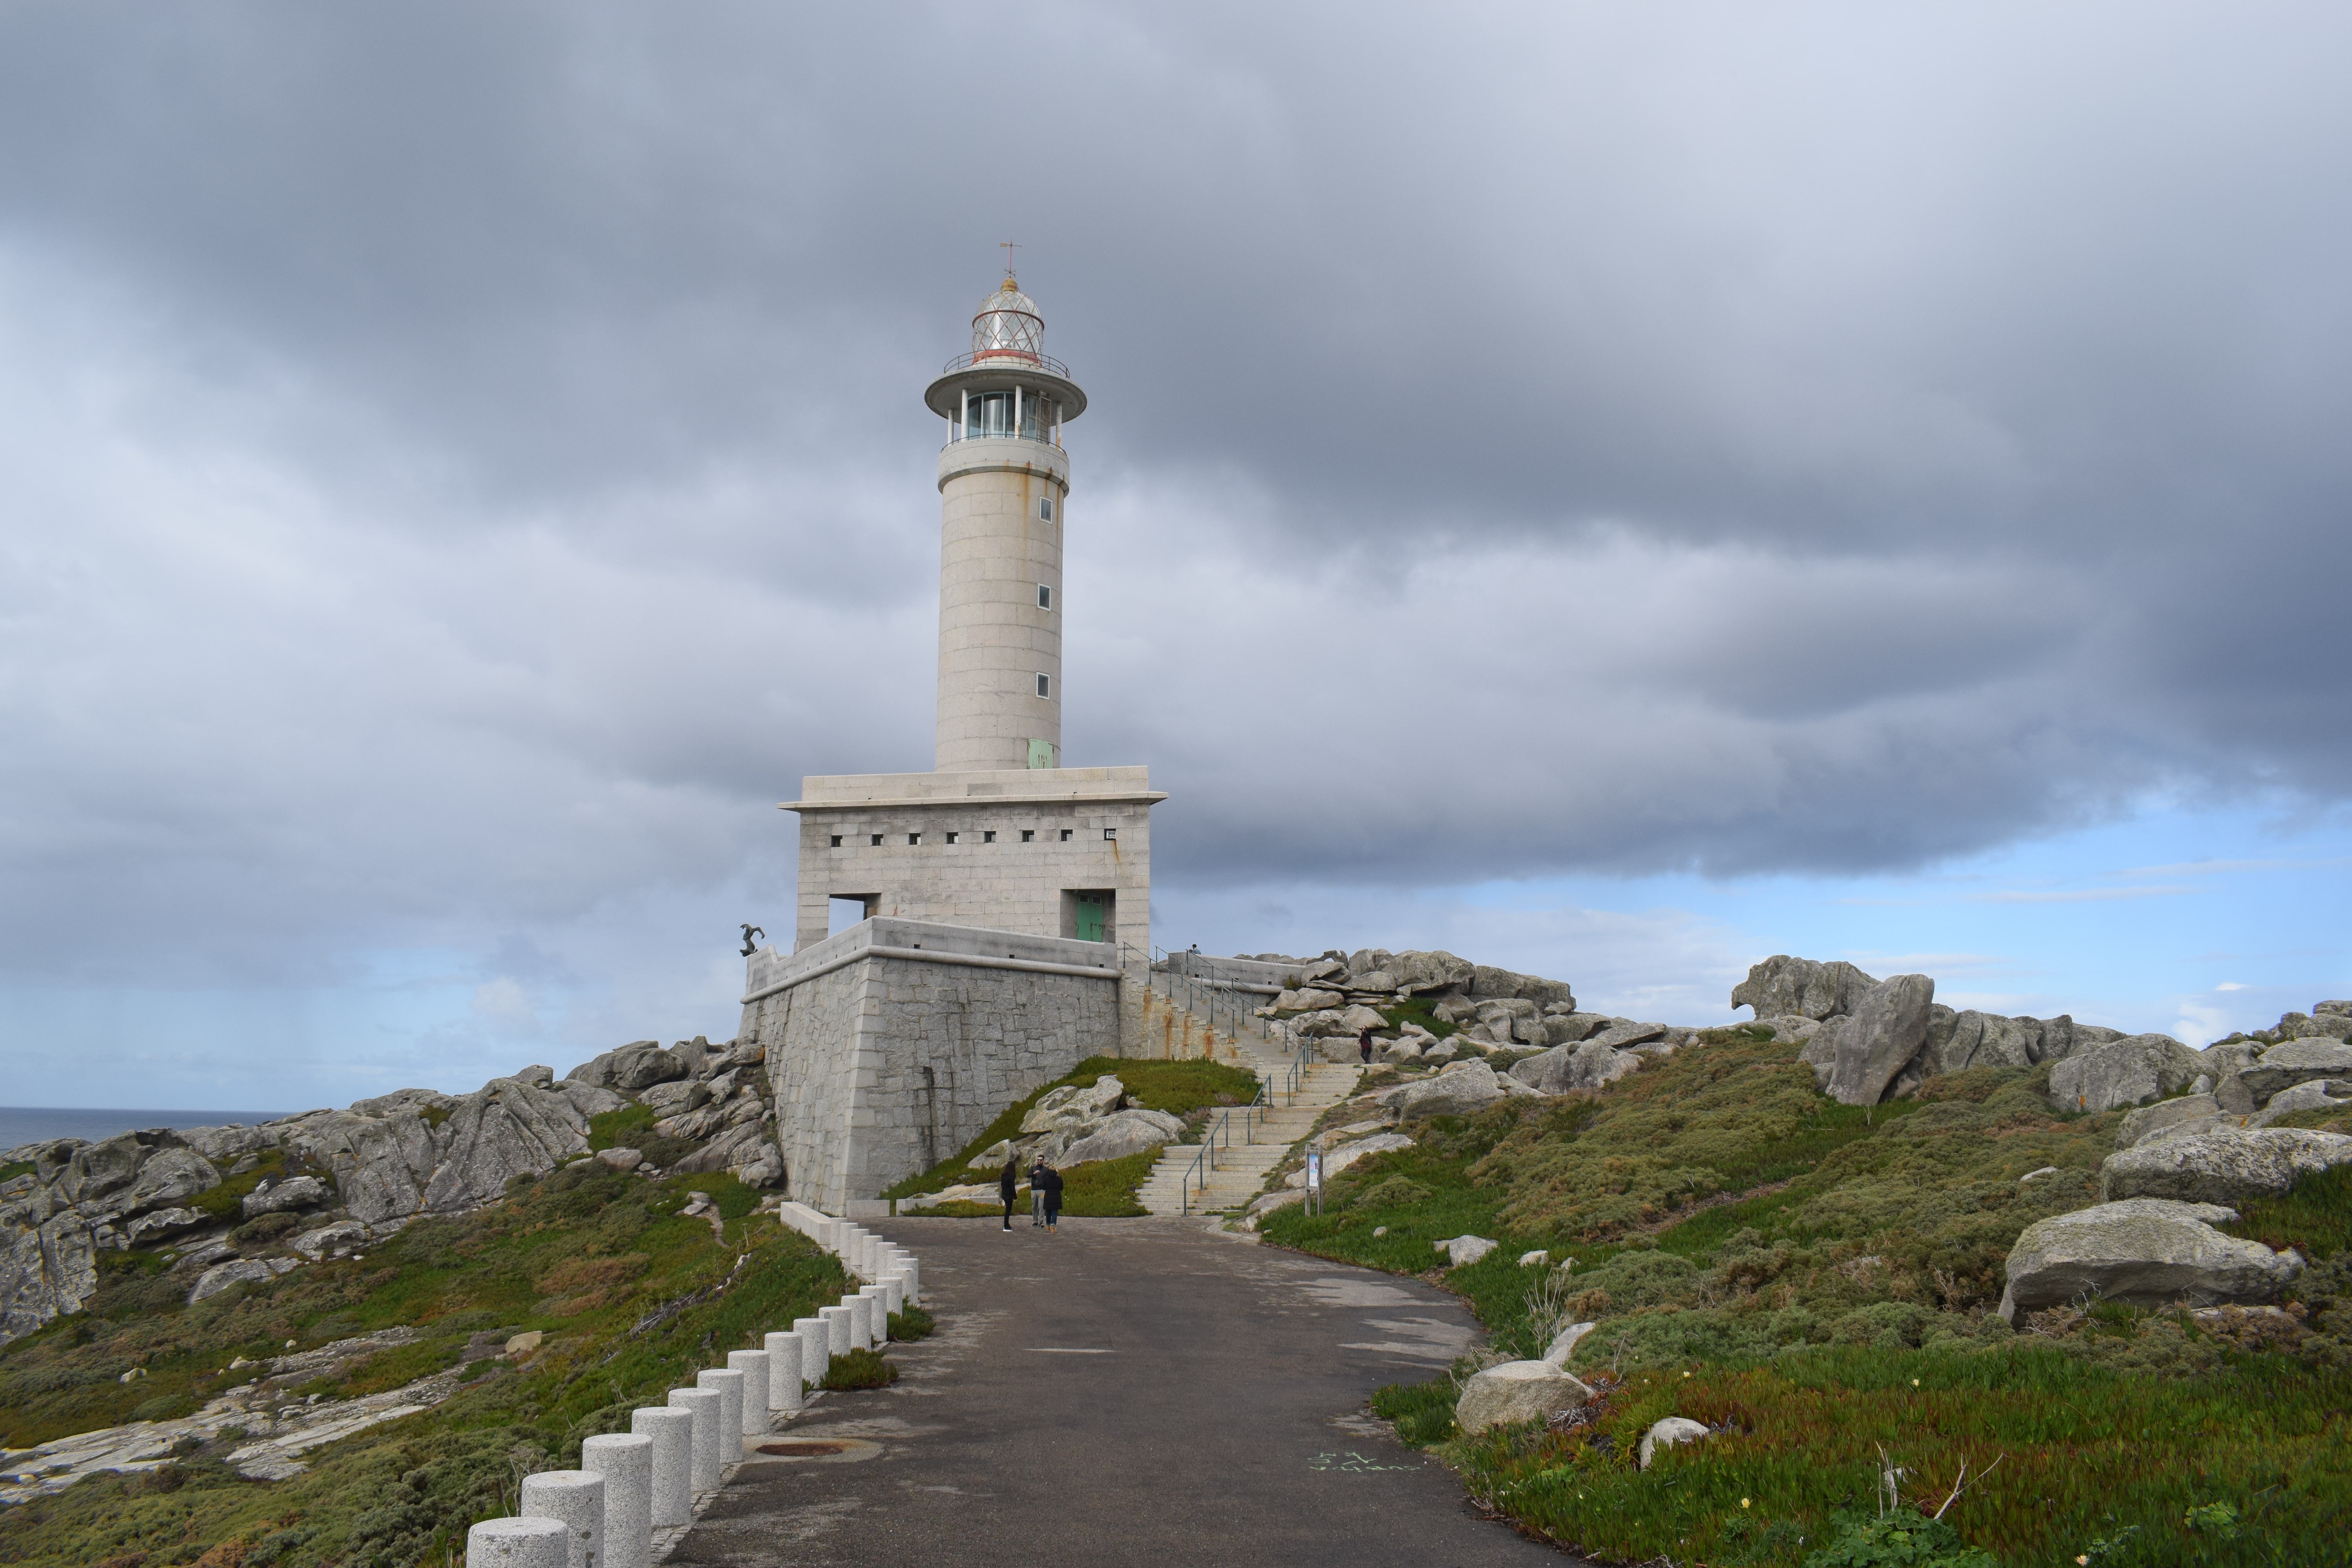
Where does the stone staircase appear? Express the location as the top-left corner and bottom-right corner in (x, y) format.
(1137, 1025), (1363, 1216)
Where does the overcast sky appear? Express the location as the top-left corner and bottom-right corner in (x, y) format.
(2, 2), (2346, 1112)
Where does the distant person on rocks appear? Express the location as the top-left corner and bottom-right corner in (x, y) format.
(999, 1154), (1020, 1232)
(1039, 1161), (1065, 1233)
(1358, 1027), (1375, 1065)
(1029, 1157), (1050, 1227)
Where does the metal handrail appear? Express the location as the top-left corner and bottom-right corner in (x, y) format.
(939, 348), (1073, 378)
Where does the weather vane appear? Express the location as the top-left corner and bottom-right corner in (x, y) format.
(999, 239), (1021, 280)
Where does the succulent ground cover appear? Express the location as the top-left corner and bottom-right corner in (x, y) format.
(1265, 1028), (2352, 1566)
(878, 1054), (1263, 1216)
(0, 1160), (857, 1567)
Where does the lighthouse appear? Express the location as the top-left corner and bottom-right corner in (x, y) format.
(741, 269), (1169, 1211)
(777, 272), (1163, 956)
(924, 278), (1087, 774)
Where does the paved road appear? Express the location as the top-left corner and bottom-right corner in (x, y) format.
(672, 1217), (1568, 1567)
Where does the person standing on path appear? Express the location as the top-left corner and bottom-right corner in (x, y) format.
(1358, 1027), (1375, 1065)
(999, 1154), (1020, 1231)
(1029, 1157), (1049, 1227)
(1039, 1161), (1065, 1232)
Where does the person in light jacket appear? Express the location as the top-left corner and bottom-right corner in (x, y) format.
(1029, 1157), (1049, 1227)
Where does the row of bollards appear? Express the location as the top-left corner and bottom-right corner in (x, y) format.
(466, 1203), (920, 1566)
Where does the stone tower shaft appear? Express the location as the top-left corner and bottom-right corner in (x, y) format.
(922, 278), (1088, 773)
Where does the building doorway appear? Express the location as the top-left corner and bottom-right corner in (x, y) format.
(829, 895), (877, 937)
(1060, 889), (1114, 944)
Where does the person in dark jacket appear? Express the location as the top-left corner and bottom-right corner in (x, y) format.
(1357, 1026), (1375, 1065)
(1029, 1158), (1049, 1227)
(999, 1154), (1020, 1231)
(1038, 1161), (1065, 1232)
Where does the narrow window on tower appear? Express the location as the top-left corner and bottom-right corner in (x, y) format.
(907, 833), (922, 846)
(1037, 584), (1052, 610)
(1038, 496), (1053, 522)
(829, 835), (843, 848)
(1020, 829), (1035, 842)
(1036, 673), (1051, 699)
(1059, 828), (1073, 842)
(983, 830), (997, 844)
(945, 831), (959, 845)
(1103, 828), (1117, 841)
(869, 833), (883, 846)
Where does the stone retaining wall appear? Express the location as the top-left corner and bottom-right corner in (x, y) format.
(740, 919), (1122, 1212)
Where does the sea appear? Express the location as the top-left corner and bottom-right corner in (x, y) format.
(0, 1106), (296, 1154)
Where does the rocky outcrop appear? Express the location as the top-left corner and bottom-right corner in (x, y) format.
(2100, 1128), (2352, 1205)
(1997, 1198), (2302, 1321)
(1512, 1039), (1640, 1096)
(1383, 1060), (1512, 1121)
(1059, 1109), (1186, 1165)
(2115, 1095), (2222, 1148)
(1814, 975), (1936, 1106)
(1731, 956), (1879, 1022)
(1455, 1360), (1591, 1434)
(2239, 1038), (2352, 1102)
(2, 1030), (782, 1348)
(2049, 1034), (2207, 1113)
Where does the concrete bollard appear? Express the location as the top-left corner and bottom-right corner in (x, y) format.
(879, 1275), (905, 1316)
(843, 1294), (872, 1348)
(518, 1469), (604, 1568)
(631, 1406), (695, 1529)
(763, 1332), (806, 1412)
(791, 1317), (828, 1387)
(466, 1516), (569, 1567)
(820, 1304), (854, 1357)
(697, 1368), (745, 1455)
(581, 1433), (653, 1568)
(667, 1386), (724, 1493)
(859, 1285), (890, 1345)
(726, 1350), (771, 1434)
(887, 1254), (920, 1302)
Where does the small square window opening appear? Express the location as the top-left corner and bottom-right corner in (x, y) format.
(907, 833), (922, 846)
(1103, 828), (1117, 840)
(1036, 673), (1051, 699)
(869, 833), (883, 846)
(983, 830), (997, 843)
(945, 831), (959, 845)
(1037, 583), (1052, 610)
(1059, 828), (1073, 842)
(1020, 829), (1035, 842)
(829, 834), (843, 848)
(1038, 496), (1053, 521)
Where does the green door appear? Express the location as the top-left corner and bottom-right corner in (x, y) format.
(1074, 896), (1105, 942)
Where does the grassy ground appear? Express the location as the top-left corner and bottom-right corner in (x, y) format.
(878, 1054), (1263, 1216)
(1261, 1029), (2352, 1566)
(0, 1161), (861, 1567)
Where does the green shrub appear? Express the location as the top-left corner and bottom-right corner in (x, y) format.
(589, 1102), (658, 1151)
(1802, 1508), (1998, 1567)
(820, 1347), (898, 1390)
(888, 1304), (936, 1341)
(1370, 1378), (1458, 1446)
(230, 1209), (305, 1246)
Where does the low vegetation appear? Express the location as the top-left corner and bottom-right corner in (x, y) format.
(1263, 1028), (2352, 1566)
(878, 1054), (1262, 1214)
(0, 1160), (864, 1566)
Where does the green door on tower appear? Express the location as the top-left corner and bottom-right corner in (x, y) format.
(1073, 896), (1106, 942)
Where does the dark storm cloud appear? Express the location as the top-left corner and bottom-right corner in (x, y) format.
(0, 0), (2347, 993)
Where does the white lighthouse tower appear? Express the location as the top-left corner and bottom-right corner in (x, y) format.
(777, 273), (1163, 955)
(925, 278), (1085, 773)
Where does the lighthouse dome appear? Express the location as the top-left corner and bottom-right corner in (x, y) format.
(972, 278), (1045, 359)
